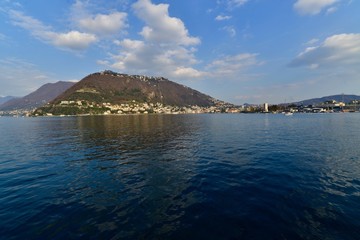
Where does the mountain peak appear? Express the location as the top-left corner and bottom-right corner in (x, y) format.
(35, 71), (227, 115)
(51, 71), (218, 106)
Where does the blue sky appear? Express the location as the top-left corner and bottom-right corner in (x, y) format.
(0, 0), (359, 104)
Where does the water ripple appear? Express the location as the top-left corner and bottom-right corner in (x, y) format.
(1, 114), (360, 239)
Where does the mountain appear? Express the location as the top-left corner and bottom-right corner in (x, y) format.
(0, 81), (75, 111)
(294, 94), (360, 106)
(35, 71), (224, 115)
(0, 96), (17, 105)
(51, 71), (217, 106)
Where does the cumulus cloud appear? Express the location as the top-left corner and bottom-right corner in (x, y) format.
(70, 0), (128, 36)
(7, 1), (128, 51)
(106, 0), (203, 80)
(294, 0), (338, 15)
(77, 12), (128, 35)
(173, 67), (206, 78)
(290, 33), (360, 68)
(50, 31), (97, 50)
(110, 38), (203, 78)
(104, 0), (259, 81)
(132, 0), (200, 46)
(9, 10), (97, 51)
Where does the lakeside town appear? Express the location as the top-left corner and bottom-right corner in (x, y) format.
(1, 99), (359, 117)
(1, 70), (359, 117)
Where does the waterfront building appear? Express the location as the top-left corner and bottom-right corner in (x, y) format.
(263, 103), (269, 112)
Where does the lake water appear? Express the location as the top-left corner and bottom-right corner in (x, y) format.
(0, 113), (360, 239)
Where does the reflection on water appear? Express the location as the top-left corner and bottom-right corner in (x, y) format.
(0, 114), (360, 239)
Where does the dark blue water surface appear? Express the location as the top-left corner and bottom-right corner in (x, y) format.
(1, 114), (360, 239)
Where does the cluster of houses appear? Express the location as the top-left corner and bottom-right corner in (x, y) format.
(2, 99), (359, 117)
(261, 100), (360, 113)
(0, 109), (35, 117)
(292, 100), (358, 113)
(53, 100), (237, 115)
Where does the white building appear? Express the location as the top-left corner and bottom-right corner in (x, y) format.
(263, 103), (269, 112)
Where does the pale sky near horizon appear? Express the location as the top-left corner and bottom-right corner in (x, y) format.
(0, 0), (359, 104)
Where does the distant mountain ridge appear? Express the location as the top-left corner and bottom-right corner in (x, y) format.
(0, 96), (17, 105)
(294, 94), (360, 106)
(0, 81), (75, 111)
(50, 71), (219, 107)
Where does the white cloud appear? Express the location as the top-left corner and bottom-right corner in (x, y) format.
(294, 0), (338, 15)
(114, 39), (145, 49)
(206, 53), (261, 78)
(70, 1), (128, 36)
(132, 0), (200, 46)
(290, 33), (360, 68)
(215, 15), (232, 21)
(97, 60), (110, 66)
(78, 12), (128, 35)
(69, 0), (89, 20)
(105, 0), (202, 80)
(103, 0), (260, 82)
(9, 10), (97, 51)
(65, 79), (80, 83)
(50, 31), (97, 50)
(173, 67), (206, 78)
(110, 38), (201, 78)
(7, 1), (129, 51)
